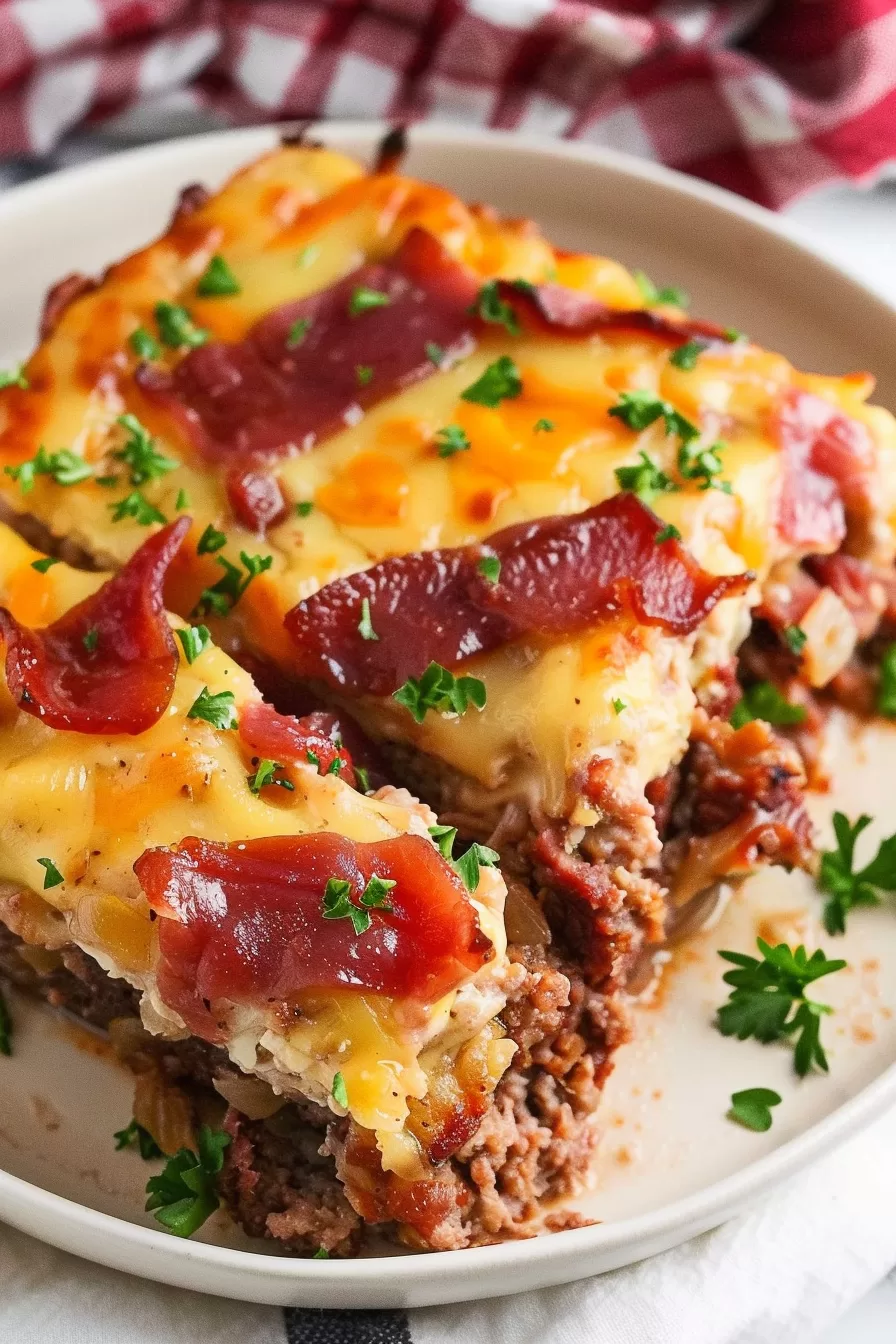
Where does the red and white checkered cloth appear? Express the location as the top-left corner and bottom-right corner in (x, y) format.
(0, 0), (894, 209)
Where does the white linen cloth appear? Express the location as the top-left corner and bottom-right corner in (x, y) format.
(2, 1104), (896, 1343)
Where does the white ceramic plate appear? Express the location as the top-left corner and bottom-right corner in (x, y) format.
(1, 124), (896, 1309)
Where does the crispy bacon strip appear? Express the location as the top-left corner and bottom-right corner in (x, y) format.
(139, 228), (478, 463)
(239, 700), (356, 785)
(774, 388), (875, 550)
(134, 833), (493, 1038)
(498, 278), (730, 347)
(284, 493), (752, 696)
(0, 519), (188, 735)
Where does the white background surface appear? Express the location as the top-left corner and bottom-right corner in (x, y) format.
(788, 179), (896, 1344)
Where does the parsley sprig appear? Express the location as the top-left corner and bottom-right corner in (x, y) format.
(145, 1125), (229, 1238)
(176, 625), (212, 665)
(728, 1087), (781, 1132)
(393, 662), (486, 722)
(114, 413), (179, 485)
(435, 424), (471, 458)
(716, 939), (846, 1076)
(247, 758), (295, 795)
(471, 281), (520, 335)
(109, 490), (167, 526)
(322, 874), (395, 936)
(730, 681), (806, 729)
(114, 1119), (163, 1160)
(614, 450), (678, 505)
(454, 842), (500, 893)
(5, 446), (92, 493)
(187, 687), (238, 730)
(461, 356), (522, 408)
(609, 391), (730, 493)
(194, 551), (273, 617)
(818, 812), (896, 935)
(154, 301), (208, 350)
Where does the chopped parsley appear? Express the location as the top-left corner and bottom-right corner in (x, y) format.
(187, 687), (238, 730)
(30, 556), (59, 574)
(296, 245), (320, 268)
(196, 255), (240, 297)
(354, 764), (370, 793)
(109, 490), (167, 526)
(878, 643), (896, 717)
(678, 438), (730, 493)
(357, 597), (378, 641)
(784, 625), (807, 655)
(331, 1072), (349, 1108)
(114, 413), (179, 485)
(634, 270), (689, 308)
(5, 446), (93, 493)
(534, 418), (554, 433)
(471, 280), (520, 335)
(313, 1247), (330, 1260)
(425, 341), (444, 366)
(82, 628), (99, 653)
(0, 988), (11, 1056)
(818, 812), (896, 935)
(295, 500), (314, 518)
(454, 842), (500, 893)
(306, 749), (320, 768)
(717, 938), (846, 1076)
(154, 301), (208, 349)
(434, 424), (471, 458)
(461, 356), (522, 408)
(730, 681), (806, 730)
(176, 625), (212, 665)
(194, 551), (273, 617)
(655, 524), (681, 543)
(669, 340), (708, 370)
(612, 698), (626, 715)
(428, 825), (458, 861)
(723, 327), (746, 343)
(349, 287), (391, 317)
(197, 523), (227, 555)
(37, 857), (64, 890)
(360, 875), (396, 910)
(286, 317), (311, 349)
(356, 364), (374, 387)
(614, 450), (678, 505)
(0, 365), (28, 390)
(609, 389), (699, 443)
(393, 661), (486, 723)
(728, 1088), (781, 1132)
(321, 876), (388, 936)
(477, 554), (501, 584)
(129, 327), (161, 360)
(175, 488), (190, 510)
(145, 1125), (230, 1238)
(114, 1119), (163, 1160)
(247, 758), (295, 795)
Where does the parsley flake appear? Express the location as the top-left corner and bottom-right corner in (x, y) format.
(454, 842), (500, 893)
(435, 424), (471, 458)
(785, 625), (807, 655)
(461, 356), (522, 408)
(349, 287), (391, 317)
(612, 698), (626, 714)
(670, 340), (708, 370)
(360, 875), (396, 910)
(0, 365), (28, 391)
(354, 764), (370, 793)
(655, 524), (681, 543)
(878, 643), (896, 717)
(176, 625), (212, 665)
(295, 500), (314, 518)
(82, 628), (99, 653)
(723, 327), (746, 343)
(428, 824), (458, 860)
(471, 281), (520, 335)
(197, 255), (240, 297)
(155, 301), (208, 350)
(114, 413), (179, 485)
(313, 1247), (330, 1260)
(109, 490), (167, 526)
(634, 271), (689, 308)
(393, 661), (486, 723)
(197, 523), (227, 555)
(730, 682), (806, 729)
(425, 341), (445, 367)
(31, 556), (59, 573)
(331, 1072), (349, 1108)
(37, 857), (64, 890)
(129, 327), (161, 360)
(356, 364), (374, 387)
(0, 988), (11, 1056)
(175, 488), (190, 510)
(534, 418), (554, 433)
(717, 938), (846, 1076)
(322, 878), (370, 936)
(5, 446), (93, 493)
(478, 554), (501, 584)
(819, 812), (896, 935)
(114, 1119), (163, 1159)
(678, 438), (729, 492)
(194, 552), (272, 617)
(145, 1125), (229, 1238)
(247, 758), (294, 794)
(286, 317), (311, 350)
(615, 450), (678, 505)
(728, 1087), (781, 1132)
(609, 390), (699, 443)
(358, 597), (378, 641)
(187, 687), (238, 730)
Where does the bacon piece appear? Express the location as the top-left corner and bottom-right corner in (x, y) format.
(284, 493), (751, 695)
(225, 466), (288, 533)
(774, 389), (875, 550)
(141, 228), (478, 463)
(239, 700), (356, 785)
(0, 519), (188, 735)
(500, 279), (730, 347)
(134, 833), (493, 1038)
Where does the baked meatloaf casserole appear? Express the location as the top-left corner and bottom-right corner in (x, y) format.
(0, 133), (895, 1255)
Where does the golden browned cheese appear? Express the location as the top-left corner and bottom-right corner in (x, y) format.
(1, 145), (895, 821)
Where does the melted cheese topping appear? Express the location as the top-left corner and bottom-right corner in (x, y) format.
(2, 146), (896, 824)
(0, 524), (512, 1136)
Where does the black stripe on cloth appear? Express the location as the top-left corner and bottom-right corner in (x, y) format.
(284, 1307), (412, 1344)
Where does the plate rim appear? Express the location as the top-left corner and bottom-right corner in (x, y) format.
(1, 119), (896, 1305)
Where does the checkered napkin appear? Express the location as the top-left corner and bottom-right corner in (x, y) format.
(2, 0), (896, 209)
